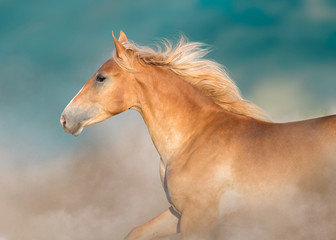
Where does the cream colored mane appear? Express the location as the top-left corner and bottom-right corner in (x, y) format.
(113, 37), (269, 121)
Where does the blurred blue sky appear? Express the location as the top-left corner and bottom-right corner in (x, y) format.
(0, 0), (335, 163)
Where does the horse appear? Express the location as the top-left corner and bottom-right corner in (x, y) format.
(60, 31), (336, 239)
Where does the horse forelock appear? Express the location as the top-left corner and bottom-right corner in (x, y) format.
(112, 36), (270, 121)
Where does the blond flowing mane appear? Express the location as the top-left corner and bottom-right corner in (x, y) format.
(113, 36), (269, 121)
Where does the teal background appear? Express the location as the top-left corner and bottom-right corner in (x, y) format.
(0, 0), (336, 163)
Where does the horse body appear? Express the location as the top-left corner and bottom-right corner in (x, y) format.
(165, 113), (336, 239)
(61, 31), (336, 239)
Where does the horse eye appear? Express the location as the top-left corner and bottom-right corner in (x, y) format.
(96, 74), (106, 82)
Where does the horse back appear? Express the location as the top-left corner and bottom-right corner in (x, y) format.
(230, 114), (336, 191)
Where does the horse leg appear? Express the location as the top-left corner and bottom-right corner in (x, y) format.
(124, 206), (180, 240)
(179, 206), (218, 240)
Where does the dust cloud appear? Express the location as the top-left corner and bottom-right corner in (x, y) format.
(0, 113), (335, 240)
(212, 150), (336, 240)
(0, 116), (175, 240)
(213, 185), (336, 239)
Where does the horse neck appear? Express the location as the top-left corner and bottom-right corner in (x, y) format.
(134, 65), (222, 161)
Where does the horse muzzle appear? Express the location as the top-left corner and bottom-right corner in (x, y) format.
(60, 106), (92, 136)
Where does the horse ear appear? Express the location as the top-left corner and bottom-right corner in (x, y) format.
(118, 30), (128, 43)
(112, 31), (127, 60)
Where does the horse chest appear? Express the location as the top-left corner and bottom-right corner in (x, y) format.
(162, 156), (236, 212)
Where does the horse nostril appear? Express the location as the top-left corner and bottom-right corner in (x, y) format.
(60, 115), (67, 127)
